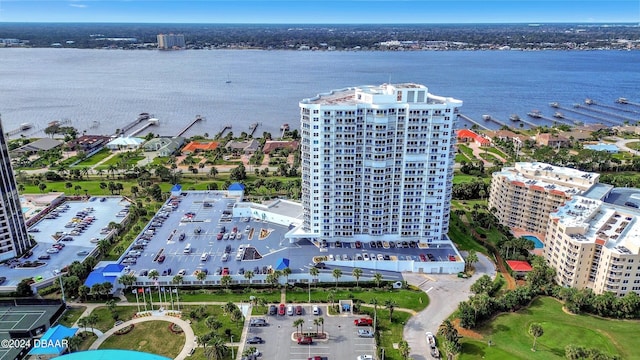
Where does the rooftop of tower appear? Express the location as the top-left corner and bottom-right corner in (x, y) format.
(301, 83), (439, 106)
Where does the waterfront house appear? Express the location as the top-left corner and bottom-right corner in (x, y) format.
(262, 140), (299, 154)
(143, 137), (185, 157)
(182, 141), (219, 154)
(457, 129), (491, 147)
(225, 139), (260, 155)
(67, 135), (110, 153)
(536, 133), (570, 148)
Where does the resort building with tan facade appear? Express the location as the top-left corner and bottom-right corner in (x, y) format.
(488, 162), (600, 237)
(544, 196), (640, 296)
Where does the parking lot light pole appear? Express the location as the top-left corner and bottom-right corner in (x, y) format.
(231, 335), (234, 359)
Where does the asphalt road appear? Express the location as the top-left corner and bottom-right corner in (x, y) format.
(402, 252), (496, 360)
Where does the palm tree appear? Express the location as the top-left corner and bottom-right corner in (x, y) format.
(309, 267), (319, 287)
(293, 318), (305, 336)
(118, 274), (137, 290)
(465, 250), (479, 272)
(205, 335), (228, 360)
(528, 323), (544, 351)
(224, 301), (237, 315)
(332, 268), (342, 288)
(172, 275), (184, 285)
(398, 339), (410, 359)
(97, 239), (110, 256)
(282, 267), (292, 284)
(78, 285), (90, 302)
(243, 270), (254, 288)
(317, 316), (324, 336)
(370, 298), (379, 325)
(65, 335), (83, 353)
(205, 316), (221, 332)
(77, 317), (87, 333)
(196, 270), (207, 284)
(220, 275), (232, 288)
(352, 268), (363, 287)
(148, 269), (159, 281)
(373, 272), (383, 287)
(231, 308), (244, 328)
(384, 299), (397, 321)
(443, 339), (461, 360)
(438, 319), (459, 344)
(86, 314), (98, 333)
(313, 318), (322, 336)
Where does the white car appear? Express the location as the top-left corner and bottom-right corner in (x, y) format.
(363, 253), (370, 261)
(46, 248), (59, 254)
(377, 254), (384, 261)
(357, 356), (374, 360)
(358, 329), (374, 338)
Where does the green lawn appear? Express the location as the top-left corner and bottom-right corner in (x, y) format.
(124, 288), (281, 304)
(87, 306), (140, 332)
(99, 320), (185, 358)
(73, 148), (113, 166)
(285, 287), (428, 312)
(57, 306), (87, 327)
(448, 213), (488, 255)
(179, 305), (244, 340)
(453, 174), (488, 185)
(457, 144), (477, 160)
(485, 146), (509, 160)
(459, 297), (640, 360)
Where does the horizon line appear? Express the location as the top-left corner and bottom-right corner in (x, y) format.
(1, 21), (639, 26)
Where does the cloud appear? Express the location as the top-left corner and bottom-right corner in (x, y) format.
(69, 3), (87, 8)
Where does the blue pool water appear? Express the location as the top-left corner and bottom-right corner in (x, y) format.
(523, 235), (544, 249)
(22, 207), (29, 214)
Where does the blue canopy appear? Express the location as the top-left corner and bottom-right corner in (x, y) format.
(28, 325), (77, 355)
(275, 258), (290, 270)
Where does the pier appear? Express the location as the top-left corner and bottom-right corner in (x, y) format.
(581, 100), (637, 124)
(509, 113), (538, 129)
(617, 97), (640, 109)
(527, 110), (573, 127)
(129, 118), (159, 137)
(457, 114), (490, 130)
(215, 124), (232, 139)
(550, 112), (581, 126)
(549, 102), (618, 126)
(572, 104), (626, 126)
(176, 115), (205, 137)
(4, 123), (33, 137)
(481, 114), (508, 128)
(248, 122), (260, 137)
(119, 113), (150, 136)
(589, 98), (640, 116)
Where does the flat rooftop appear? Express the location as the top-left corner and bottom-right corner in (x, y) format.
(122, 191), (463, 287)
(1, 197), (130, 287)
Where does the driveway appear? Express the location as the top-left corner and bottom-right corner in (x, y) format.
(402, 252), (496, 360)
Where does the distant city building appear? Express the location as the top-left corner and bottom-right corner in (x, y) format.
(299, 83), (462, 243)
(544, 196), (640, 296)
(489, 162), (599, 237)
(0, 120), (31, 261)
(157, 34), (185, 50)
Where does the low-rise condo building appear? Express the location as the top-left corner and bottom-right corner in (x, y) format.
(489, 162), (599, 236)
(544, 196), (640, 296)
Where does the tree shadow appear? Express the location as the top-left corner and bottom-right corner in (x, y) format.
(462, 342), (486, 357)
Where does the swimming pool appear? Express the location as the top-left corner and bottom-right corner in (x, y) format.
(523, 235), (544, 249)
(22, 207), (30, 214)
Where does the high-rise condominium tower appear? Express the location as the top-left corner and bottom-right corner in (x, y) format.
(0, 119), (31, 261)
(299, 83), (462, 243)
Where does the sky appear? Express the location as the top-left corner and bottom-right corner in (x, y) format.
(0, 0), (639, 24)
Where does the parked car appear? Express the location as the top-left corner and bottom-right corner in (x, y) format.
(157, 254), (166, 263)
(269, 304), (277, 315)
(297, 336), (313, 345)
(38, 254), (50, 260)
(295, 305), (303, 315)
(358, 329), (374, 338)
(287, 305), (294, 316)
(278, 303), (286, 316)
(178, 269), (187, 276)
(354, 318), (373, 326)
(249, 318), (267, 327)
(246, 336), (264, 344)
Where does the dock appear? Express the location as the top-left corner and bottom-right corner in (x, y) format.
(215, 124), (232, 139)
(527, 110), (573, 126)
(176, 115), (205, 137)
(248, 122), (260, 137)
(456, 114), (490, 130)
(617, 97), (640, 109)
(119, 113), (150, 136)
(129, 118), (159, 137)
(550, 112), (581, 126)
(589, 98), (640, 115)
(581, 100), (637, 124)
(509, 113), (538, 129)
(4, 123), (33, 137)
(481, 114), (508, 128)
(549, 102), (618, 126)
(572, 104), (626, 126)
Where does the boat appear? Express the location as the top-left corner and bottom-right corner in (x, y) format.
(509, 114), (521, 121)
(616, 97), (628, 104)
(553, 111), (564, 118)
(482, 114), (491, 121)
(20, 123), (33, 131)
(281, 123), (290, 131)
(585, 98), (594, 105)
(527, 110), (542, 118)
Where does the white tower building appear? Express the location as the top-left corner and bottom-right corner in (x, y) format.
(299, 83), (462, 244)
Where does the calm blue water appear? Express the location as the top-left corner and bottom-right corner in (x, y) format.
(1, 49), (639, 137)
(523, 235), (544, 249)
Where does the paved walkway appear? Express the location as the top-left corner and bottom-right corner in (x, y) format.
(89, 311), (196, 360)
(612, 136), (640, 156)
(402, 253), (496, 360)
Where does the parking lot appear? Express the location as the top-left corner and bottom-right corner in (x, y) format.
(241, 304), (376, 360)
(2, 197), (130, 286)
